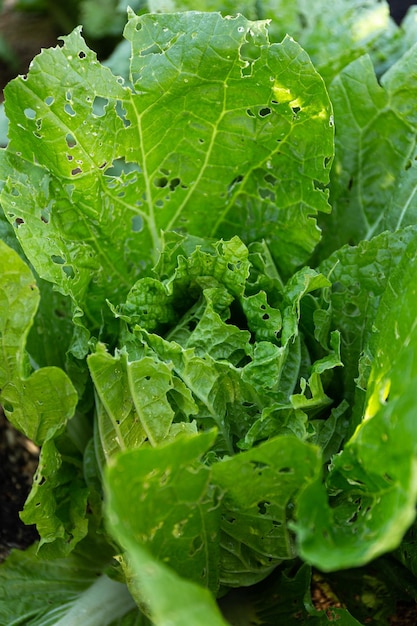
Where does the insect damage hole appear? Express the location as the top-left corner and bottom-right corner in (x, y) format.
(131, 215), (143, 232)
(64, 103), (76, 117)
(92, 96), (109, 117)
(239, 33), (261, 77)
(257, 501), (270, 515)
(259, 107), (271, 117)
(24, 108), (36, 119)
(66, 133), (77, 148)
(115, 100), (131, 127)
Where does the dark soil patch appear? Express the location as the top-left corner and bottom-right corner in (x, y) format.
(0, 409), (39, 563)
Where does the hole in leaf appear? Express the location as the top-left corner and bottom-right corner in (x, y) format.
(92, 96), (109, 117)
(278, 467), (292, 474)
(259, 187), (275, 202)
(66, 133), (76, 148)
(259, 107), (271, 117)
(189, 535), (203, 556)
(292, 106), (301, 115)
(264, 173), (277, 186)
(116, 100), (131, 127)
(40, 209), (49, 223)
(51, 254), (65, 264)
(313, 179), (326, 192)
(348, 511), (358, 524)
(169, 177), (180, 191)
(63, 266), (74, 278)
(24, 108), (36, 119)
(71, 167), (82, 176)
(258, 501), (270, 515)
(78, 50), (86, 59)
(64, 103), (76, 117)
(140, 43), (163, 56)
(246, 108), (255, 117)
(131, 215), (143, 232)
(228, 174), (244, 193)
(240, 39), (261, 63)
(14, 217), (24, 228)
(154, 176), (168, 188)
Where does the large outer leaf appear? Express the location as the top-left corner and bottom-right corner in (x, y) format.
(316, 46), (417, 260)
(0, 11), (333, 340)
(294, 233), (417, 571)
(0, 538), (139, 626)
(0, 240), (77, 444)
(318, 227), (417, 411)
(105, 431), (221, 592)
(20, 438), (90, 557)
(211, 436), (321, 587)
(104, 540), (228, 626)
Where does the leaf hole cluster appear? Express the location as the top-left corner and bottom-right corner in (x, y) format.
(154, 175), (182, 193)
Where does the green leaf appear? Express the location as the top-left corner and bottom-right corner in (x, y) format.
(264, 0), (400, 83)
(316, 48), (417, 259)
(106, 540), (228, 626)
(0, 537), (139, 626)
(20, 437), (90, 557)
(318, 227), (417, 409)
(1, 12), (333, 340)
(211, 436), (322, 586)
(0, 240), (77, 444)
(294, 233), (417, 571)
(105, 431), (221, 592)
(155, 0), (400, 84)
(88, 343), (199, 456)
(219, 563), (363, 625)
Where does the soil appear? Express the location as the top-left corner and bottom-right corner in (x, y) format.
(0, 409), (39, 563)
